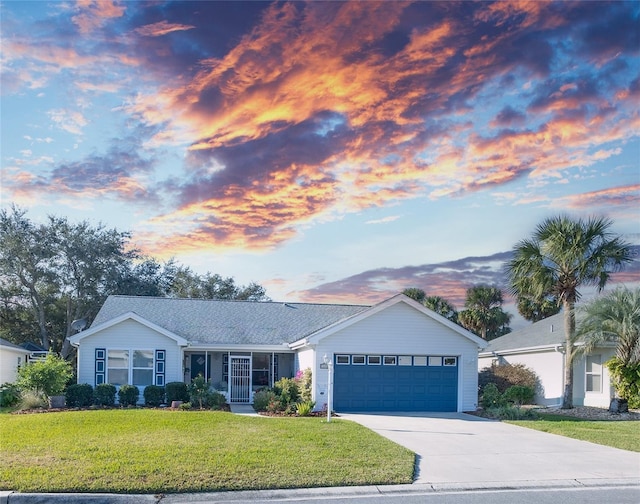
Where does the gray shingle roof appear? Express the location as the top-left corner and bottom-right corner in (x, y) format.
(482, 312), (567, 353)
(92, 295), (370, 346)
(0, 337), (30, 351)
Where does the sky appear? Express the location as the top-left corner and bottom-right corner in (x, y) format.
(1, 0), (639, 326)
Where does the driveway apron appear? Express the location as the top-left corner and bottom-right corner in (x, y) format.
(341, 412), (640, 486)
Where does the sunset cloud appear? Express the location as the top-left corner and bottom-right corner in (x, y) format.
(1, 1), (637, 304)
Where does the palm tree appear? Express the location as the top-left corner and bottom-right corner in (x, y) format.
(402, 288), (426, 304)
(507, 215), (632, 408)
(516, 295), (560, 322)
(578, 287), (640, 366)
(458, 285), (511, 340)
(424, 296), (458, 323)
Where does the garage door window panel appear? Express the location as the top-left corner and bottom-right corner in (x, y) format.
(367, 355), (381, 365)
(336, 355), (350, 365)
(413, 356), (427, 366)
(383, 356), (397, 365)
(398, 356), (412, 366)
(352, 355), (365, 365)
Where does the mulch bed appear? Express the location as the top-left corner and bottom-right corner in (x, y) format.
(468, 405), (640, 421)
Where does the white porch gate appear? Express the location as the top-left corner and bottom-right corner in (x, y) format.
(230, 356), (251, 403)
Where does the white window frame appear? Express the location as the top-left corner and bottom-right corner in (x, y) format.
(107, 349), (130, 386)
(106, 348), (156, 387)
(398, 356), (412, 366)
(429, 356), (443, 366)
(383, 356), (397, 365)
(413, 356), (427, 366)
(585, 354), (602, 393)
(336, 354), (350, 365)
(351, 355), (366, 365)
(443, 357), (457, 366)
(132, 349), (154, 387)
(367, 355), (381, 365)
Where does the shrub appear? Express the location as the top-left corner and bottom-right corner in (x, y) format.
(117, 384), (139, 407)
(65, 384), (94, 408)
(295, 368), (313, 402)
(179, 402), (191, 410)
(165, 382), (189, 403)
(273, 377), (300, 406)
(484, 405), (539, 420)
(189, 375), (211, 409)
(606, 358), (640, 409)
(143, 385), (165, 407)
(296, 400), (315, 416)
(94, 383), (116, 406)
(503, 385), (535, 407)
(16, 353), (73, 398)
(479, 363), (540, 395)
(0, 383), (21, 407)
(17, 390), (48, 410)
(207, 391), (227, 410)
(480, 383), (506, 409)
(253, 389), (277, 412)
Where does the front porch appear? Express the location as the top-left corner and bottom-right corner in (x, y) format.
(182, 350), (295, 404)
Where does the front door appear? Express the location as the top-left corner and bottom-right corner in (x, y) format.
(190, 354), (211, 381)
(230, 356), (251, 403)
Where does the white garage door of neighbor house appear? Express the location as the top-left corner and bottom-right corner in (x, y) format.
(332, 354), (458, 412)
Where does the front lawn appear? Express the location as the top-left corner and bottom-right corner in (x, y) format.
(0, 409), (414, 493)
(508, 414), (640, 452)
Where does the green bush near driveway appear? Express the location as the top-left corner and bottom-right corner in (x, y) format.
(0, 409), (414, 493)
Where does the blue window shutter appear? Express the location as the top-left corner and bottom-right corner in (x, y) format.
(155, 350), (166, 386)
(95, 348), (106, 386)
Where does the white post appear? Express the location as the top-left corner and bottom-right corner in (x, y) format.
(323, 353), (333, 422)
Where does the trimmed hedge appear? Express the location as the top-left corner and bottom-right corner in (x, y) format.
(143, 385), (165, 407)
(117, 385), (139, 406)
(65, 384), (94, 407)
(94, 384), (116, 406)
(165, 382), (189, 403)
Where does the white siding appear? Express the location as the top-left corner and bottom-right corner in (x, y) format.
(573, 349), (616, 408)
(76, 318), (183, 387)
(479, 347), (617, 408)
(313, 302), (481, 412)
(479, 350), (564, 406)
(0, 346), (30, 384)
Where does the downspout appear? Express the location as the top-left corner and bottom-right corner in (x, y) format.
(555, 345), (565, 407)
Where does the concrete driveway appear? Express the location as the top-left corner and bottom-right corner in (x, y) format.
(341, 412), (640, 487)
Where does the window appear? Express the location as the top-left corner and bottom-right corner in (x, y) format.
(367, 355), (381, 365)
(383, 356), (397, 365)
(352, 355), (365, 365)
(336, 355), (350, 365)
(586, 355), (602, 392)
(413, 356), (427, 366)
(132, 350), (153, 387)
(108, 350), (129, 386)
(398, 356), (412, 366)
(443, 357), (457, 366)
(252, 353), (270, 387)
(429, 356), (442, 366)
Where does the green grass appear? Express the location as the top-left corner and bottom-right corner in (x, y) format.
(0, 410), (414, 493)
(508, 414), (640, 452)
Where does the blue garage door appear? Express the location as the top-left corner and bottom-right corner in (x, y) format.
(333, 354), (458, 412)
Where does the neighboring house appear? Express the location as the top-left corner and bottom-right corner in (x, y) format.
(478, 312), (616, 408)
(69, 293), (487, 412)
(0, 338), (31, 384)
